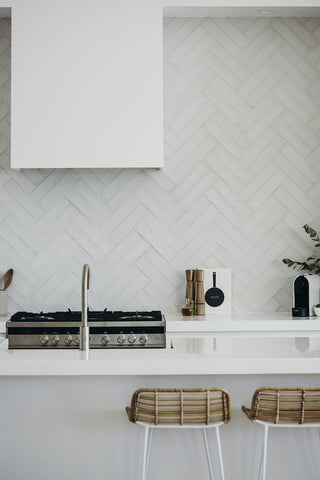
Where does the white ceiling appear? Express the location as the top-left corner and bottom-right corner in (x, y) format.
(164, 6), (320, 17)
(0, 4), (319, 18)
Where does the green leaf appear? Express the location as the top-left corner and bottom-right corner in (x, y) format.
(303, 224), (319, 239)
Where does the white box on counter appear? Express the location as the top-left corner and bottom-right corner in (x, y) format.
(202, 268), (232, 315)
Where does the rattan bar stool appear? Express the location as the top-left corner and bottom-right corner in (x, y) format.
(242, 387), (320, 480)
(126, 388), (231, 480)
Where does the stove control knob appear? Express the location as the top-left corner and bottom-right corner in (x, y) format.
(117, 335), (126, 345)
(74, 337), (80, 346)
(128, 335), (136, 344)
(64, 335), (73, 346)
(40, 335), (49, 346)
(139, 335), (148, 345)
(101, 335), (109, 346)
(51, 335), (59, 346)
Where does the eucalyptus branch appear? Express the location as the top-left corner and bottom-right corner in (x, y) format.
(282, 224), (320, 275)
(303, 224), (320, 245)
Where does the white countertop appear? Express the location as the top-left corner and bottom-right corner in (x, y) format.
(166, 312), (320, 335)
(0, 334), (319, 375)
(1, 312), (320, 375)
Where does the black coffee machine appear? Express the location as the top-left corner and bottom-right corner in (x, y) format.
(292, 275), (320, 317)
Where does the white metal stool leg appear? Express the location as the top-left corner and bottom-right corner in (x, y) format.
(258, 443), (263, 480)
(215, 426), (225, 480)
(261, 425), (269, 480)
(202, 428), (215, 480)
(141, 426), (151, 480)
(146, 427), (153, 473)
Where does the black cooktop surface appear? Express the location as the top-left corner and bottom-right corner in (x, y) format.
(10, 310), (162, 322)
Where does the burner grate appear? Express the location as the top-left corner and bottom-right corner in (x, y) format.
(9, 310), (161, 322)
(112, 311), (162, 321)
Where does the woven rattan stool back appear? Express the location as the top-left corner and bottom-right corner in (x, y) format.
(242, 387), (320, 424)
(126, 388), (231, 425)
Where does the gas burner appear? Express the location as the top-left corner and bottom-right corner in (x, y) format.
(35, 315), (55, 321)
(117, 315), (154, 321)
(112, 311), (162, 321)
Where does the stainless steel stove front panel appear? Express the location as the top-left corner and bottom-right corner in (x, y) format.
(8, 332), (166, 349)
(8, 333), (80, 349)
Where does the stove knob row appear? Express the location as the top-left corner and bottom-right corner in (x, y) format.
(101, 335), (109, 346)
(40, 333), (148, 347)
(40, 335), (49, 346)
(115, 334), (148, 345)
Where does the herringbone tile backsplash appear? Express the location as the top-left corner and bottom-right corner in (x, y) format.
(0, 17), (319, 313)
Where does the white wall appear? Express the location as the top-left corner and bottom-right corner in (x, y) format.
(0, 17), (319, 313)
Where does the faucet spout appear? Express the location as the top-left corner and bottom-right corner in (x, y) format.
(80, 263), (90, 352)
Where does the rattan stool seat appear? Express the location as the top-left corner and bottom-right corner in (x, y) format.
(127, 387), (231, 425)
(242, 386), (320, 424)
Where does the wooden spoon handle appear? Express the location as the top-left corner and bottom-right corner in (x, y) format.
(3, 269), (13, 290)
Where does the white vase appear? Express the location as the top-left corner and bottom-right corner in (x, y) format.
(0, 291), (7, 316)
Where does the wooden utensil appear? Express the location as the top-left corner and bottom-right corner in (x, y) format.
(3, 269), (13, 290)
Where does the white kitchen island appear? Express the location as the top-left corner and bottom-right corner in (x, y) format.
(0, 313), (320, 480)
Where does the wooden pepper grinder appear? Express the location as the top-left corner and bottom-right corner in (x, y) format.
(181, 269), (194, 316)
(194, 269), (205, 316)
(185, 269), (194, 305)
(181, 270), (194, 317)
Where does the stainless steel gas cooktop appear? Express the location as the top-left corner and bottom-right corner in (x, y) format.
(6, 310), (166, 349)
